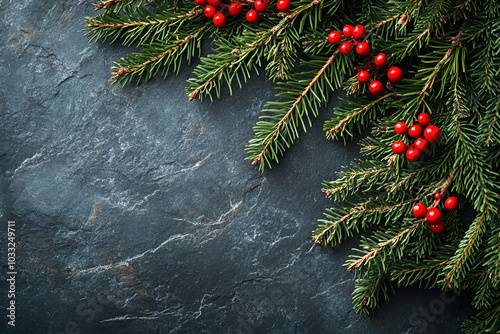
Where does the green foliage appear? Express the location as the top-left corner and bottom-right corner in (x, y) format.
(85, 0), (500, 332)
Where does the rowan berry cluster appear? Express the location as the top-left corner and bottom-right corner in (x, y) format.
(196, 0), (291, 27)
(391, 113), (441, 162)
(327, 24), (403, 95)
(413, 195), (458, 234)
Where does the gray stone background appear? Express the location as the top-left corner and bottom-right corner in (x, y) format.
(0, 1), (473, 333)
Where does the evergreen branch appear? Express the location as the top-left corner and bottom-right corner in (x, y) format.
(324, 93), (394, 139)
(394, 259), (449, 277)
(389, 166), (427, 190)
(111, 25), (208, 85)
(353, 271), (392, 314)
(444, 215), (487, 288)
(462, 294), (500, 334)
(481, 97), (500, 146)
(418, 31), (463, 106)
(87, 8), (203, 28)
(313, 196), (382, 244)
(325, 93), (393, 140)
(251, 51), (339, 166)
(314, 197), (417, 245)
(347, 219), (422, 272)
(324, 165), (393, 198)
(391, 255), (452, 288)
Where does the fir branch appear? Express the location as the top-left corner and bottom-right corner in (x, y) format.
(87, 8), (203, 28)
(324, 165), (393, 198)
(444, 215), (487, 288)
(353, 271), (392, 314)
(347, 219), (422, 272)
(111, 25), (208, 85)
(251, 51), (339, 167)
(314, 197), (417, 245)
(325, 93), (393, 139)
(313, 196), (383, 244)
(418, 30), (464, 106)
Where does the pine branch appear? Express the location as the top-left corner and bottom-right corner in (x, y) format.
(347, 219), (422, 272)
(249, 50), (339, 168)
(314, 197), (417, 246)
(325, 93), (394, 140)
(444, 214), (488, 288)
(111, 25), (208, 85)
(322, 160), (393, 201)
(417, 31), (464, 106)
(353, 270), (392, 314)
(85, 4), (203, 46)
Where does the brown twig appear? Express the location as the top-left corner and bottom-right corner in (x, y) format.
(371, 13), (400, 30)
(95, 0), (130, 10)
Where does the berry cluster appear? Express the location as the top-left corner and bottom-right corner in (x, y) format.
(327, 24), (403, 95)
(391, 113), (441, 162)
(196, 0), (290, 27)
(413, 195), (458, 234)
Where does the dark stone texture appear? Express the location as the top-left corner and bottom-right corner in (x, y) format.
(0, 1), (472, 334)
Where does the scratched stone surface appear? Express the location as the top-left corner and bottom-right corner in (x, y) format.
(0, 1), (473, 334)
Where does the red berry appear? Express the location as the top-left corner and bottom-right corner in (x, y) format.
(426, 208), (442, 224)
(408, 124), (422, 138)
(430, 221), (445, 234)
(339, 42), (352, 54)
(392, 141), (406, 154)
(204, 5), (216, 18)
(413, 203), (427, 218)
(414, 138), (428, 152)
(213, 13), (226, 28)
(207, 0), (221, 5)
(445, 197), (458, 211)
(246, 9), (259, 23)
(195, 0), (206, 5)
(328, 31), (342, 45)
(357, 70), (370, 83)
(356, 42), (370, 56)
(277, 0), (290, 11)
(394, 122), (407, 134)
(406, 148), (420, 161)
(387, 66), (403, 83)
(343, 25), (354, 38)
(424, 125), (441, 143)
(228, 3), (242, 16)
(434, 192), (441, 200)
(352, 25), (366, 39)
(418, 113), (431, 127)
(374, 53), (387, 67)
(369, 80), (383, 95)
(254, 0), (268, 12)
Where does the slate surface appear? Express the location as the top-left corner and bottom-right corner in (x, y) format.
(0, 1), (473, 333)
